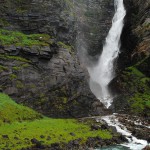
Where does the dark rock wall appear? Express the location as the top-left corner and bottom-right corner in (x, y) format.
(0, 0), (76, 44)
(111, 0), (150, 116)
(1, 43), (109, 118)
(119, 0), (150, 70)
(1, 0), (149, 117)
(0, 0), (113, 117)
(75, 0), (114, 64)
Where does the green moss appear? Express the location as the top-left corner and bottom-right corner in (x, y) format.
(16, 80), (24, 89)
(0, 93), (42, 124)
(0, 54), (31, 63)
(9, 74), (17, 80)
(29, 84), (36, 89)
(122, 66), (150, 116)
(0, 93), (112, 150)
(62, 97), (68, 104)
(141, 77), (150, 83)
(0, 118), (112, 150)
(16, 7), (27, 14)
(0, 29), (51, 47)
(37, 93), (48, 105)
(129, 93), (150, 114)
(21, 63), (30, 68)
(57, 41), (73, 53)
(0, 65), (8, 72)
(126, 67), (145, 77)
(12, 66), (21, 71)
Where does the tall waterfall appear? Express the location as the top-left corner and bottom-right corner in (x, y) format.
(87, 0), (126, 108)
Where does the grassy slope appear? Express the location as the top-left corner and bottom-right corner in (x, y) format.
(0, 93), (112, 150)
(122, 66), (150, 115)
(0, 93), (42, 124)
(0, 29), (51, 46)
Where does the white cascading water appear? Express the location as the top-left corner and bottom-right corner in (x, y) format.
(87, 0), (126, 108)
(101, 114), (148, 150)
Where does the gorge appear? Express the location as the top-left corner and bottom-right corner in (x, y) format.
(0, 0), (149, 149)
(87, 0), (126, 108)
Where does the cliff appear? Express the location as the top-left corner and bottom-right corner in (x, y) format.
(0, 0), (149, 149)
(0, 0), (149, 117)
(0, 0), (114, 118)
(112, 0), (150, 117)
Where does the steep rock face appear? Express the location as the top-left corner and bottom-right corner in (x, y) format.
(0, 37), (110, 118)
(75, 0), (114, 62)
(0, 0), (114, 117)
(111, 0), (150, 116)
(0, 0), (76, 44)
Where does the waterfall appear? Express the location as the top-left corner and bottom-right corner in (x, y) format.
(87, 0), (126, 108)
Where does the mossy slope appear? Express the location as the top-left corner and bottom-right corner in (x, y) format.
(121, 64), (150, 116)
(0, 93), (42, 124)
(0, 29), (51, 46)
(0, 93), (112, 150)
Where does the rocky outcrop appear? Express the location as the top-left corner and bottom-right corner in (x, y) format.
(24, 136), (127, 150)
(0, 40), (111, 118)
(117, 114), (150, 142)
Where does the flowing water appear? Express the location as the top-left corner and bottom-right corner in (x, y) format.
(87, 0), (126, 108)
(98, 114), (148, 150)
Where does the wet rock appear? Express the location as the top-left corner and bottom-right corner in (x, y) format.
(4, 87), (18, 96)
(2, 135), (9, 139)
(91, 124), (100, 130)
(68, 139), (80, 148)
(143, 145), (150, 150)
(50, 143), (61, 150)
(14, 136), (19, 140)
(119, 135), (128, 142)
(46, 136), (51, 140)
(22, 46), (39, 56)
(31, 138), (42, 148)
(110, 126), (117, 133)
(101, 124), (109, 130)
(70, 132), (76, 136)
(40, 135), (45, 139)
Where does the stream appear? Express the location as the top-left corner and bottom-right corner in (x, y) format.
(95, 114), (149, 150)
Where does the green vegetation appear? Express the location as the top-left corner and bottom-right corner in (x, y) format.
(57, 41), (73, 53)
(123, 66), (150, 115)
(0, 29), (51, 47)
(0, 93), (42, 125)
(12, 66), (21, 71)
(0, 54), (31, 63)
(9, 74), (17, 80)
(0, 93), (112, 149)
(16, 80), (24, 89)
(0, 65), (8, 72)
(129, 93), (150, 114)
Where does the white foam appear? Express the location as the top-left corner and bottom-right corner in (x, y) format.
(87, 0), (126, 108)
(101, 115), (148, 150)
